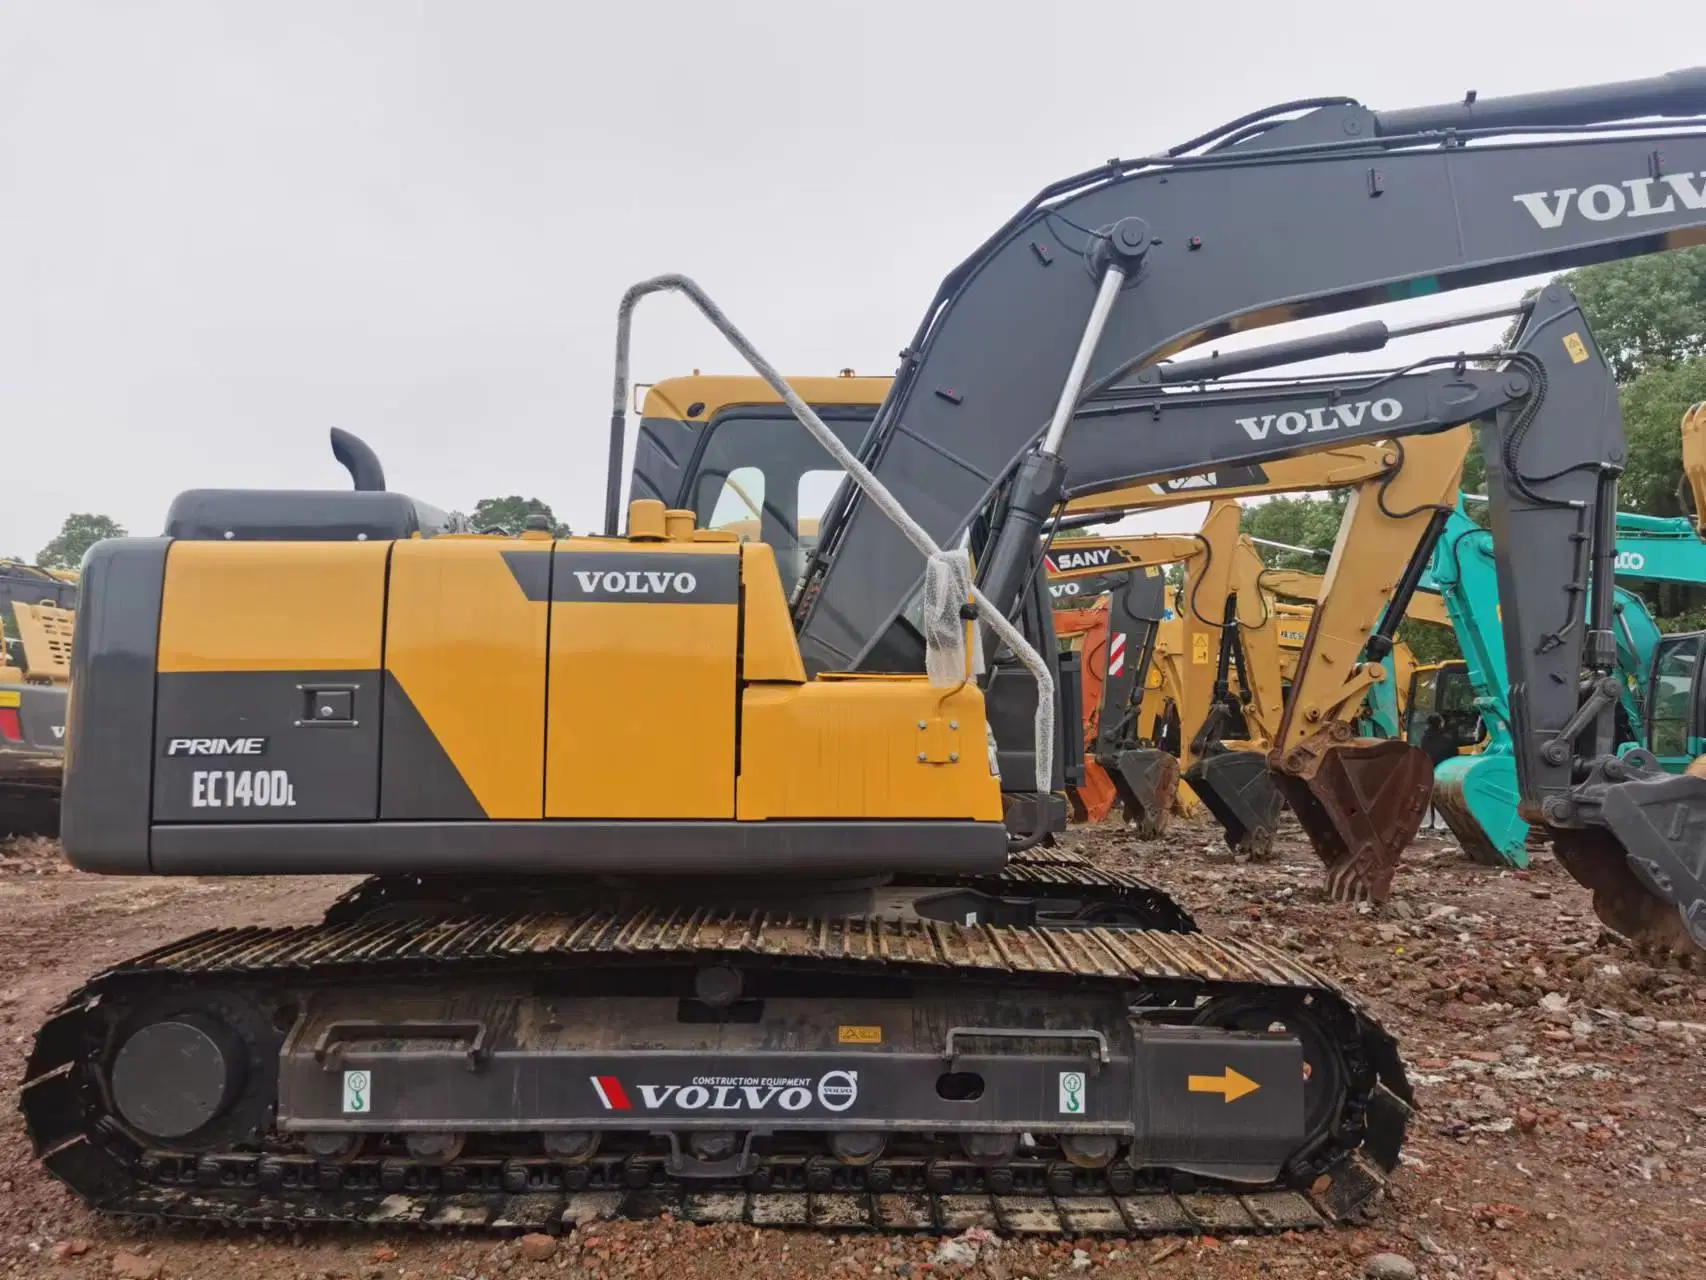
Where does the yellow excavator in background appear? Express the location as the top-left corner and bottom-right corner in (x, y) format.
(1047, 504), (1289, 833)
(0, 561), (77, 834)
(1202, 429), (1469, 895)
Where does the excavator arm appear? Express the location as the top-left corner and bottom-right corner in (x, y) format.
(796, 67), (1706, 674)
(1257, 428), (1469, 900)
(1263, 569), (1453, 629)
(1063, 445), (1402, 518)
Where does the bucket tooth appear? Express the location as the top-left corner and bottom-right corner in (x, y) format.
(1185, 749), (1285, 860)
(1107, 748), (1180, 838)
(1271, 733), (1431, 905)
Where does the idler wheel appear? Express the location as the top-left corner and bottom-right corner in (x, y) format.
(110, 1015), (245, 1141)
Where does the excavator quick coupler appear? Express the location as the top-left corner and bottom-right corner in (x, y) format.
(1102, 745), (1181, 838)
(1270, 727), (1432, 905)
(1185, 746), (1286, 861)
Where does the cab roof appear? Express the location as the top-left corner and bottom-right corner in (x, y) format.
(639, 373), (891, 424)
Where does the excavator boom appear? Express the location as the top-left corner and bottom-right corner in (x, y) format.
(797, 68), (1706, 673)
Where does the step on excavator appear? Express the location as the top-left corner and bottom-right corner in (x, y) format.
(29, 69), (1706, 1239)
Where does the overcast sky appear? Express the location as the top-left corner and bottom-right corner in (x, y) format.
(0, 1), (1695, 558)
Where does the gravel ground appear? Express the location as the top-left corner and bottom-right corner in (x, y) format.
(2, 821), (1704, 1280)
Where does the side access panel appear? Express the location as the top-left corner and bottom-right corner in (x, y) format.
(546, 543), (741, 818)
(381, 540), (550, 820)
(152, 541), (390, 824)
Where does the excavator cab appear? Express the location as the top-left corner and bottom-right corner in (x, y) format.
(1642, 632), (1706, 773)
(1403, 662), (1484, 754)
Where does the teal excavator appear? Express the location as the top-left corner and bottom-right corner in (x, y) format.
(1422, 500), (1665, 866)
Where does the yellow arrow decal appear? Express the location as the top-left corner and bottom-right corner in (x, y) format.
(1187, 1067), (1260, 1103)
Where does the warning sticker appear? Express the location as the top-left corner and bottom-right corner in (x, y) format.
(1191, 634), (1213, 665)
(838, 1026), (882, 1044)
(1562, 332), (1590, 364)
(342, 1069), (371, 1114)
(1059, 1070), (1086, 1114)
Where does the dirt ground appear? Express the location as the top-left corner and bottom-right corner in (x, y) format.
(2, 821), (1704, 1280)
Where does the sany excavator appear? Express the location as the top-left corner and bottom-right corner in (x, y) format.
(1046, 503), (1277, 836)
(1048, 502), (1321, 836)
(31, 70), (1706, 1240)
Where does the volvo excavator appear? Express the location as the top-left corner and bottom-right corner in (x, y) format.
(28, 70), (1706, 1242)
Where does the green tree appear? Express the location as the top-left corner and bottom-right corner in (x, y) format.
(1398, 618), (1461, 665)
(1549, 246), (1706, 383)
(469, 496), (571, 537)
(37, 513), (126, 569)
(1617, 355), (1706, 516)
(1237, 493), (1344, 570)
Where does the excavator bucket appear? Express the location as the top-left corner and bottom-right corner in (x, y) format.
(1271, 731), (1432, 904)
(1106, 746), (1180, 837)
(1185, 748), (1285, 859)
(1431, 752), (1530, 869)
(1068, 762), (1118, 824)
(1588, 768), (1706, 959)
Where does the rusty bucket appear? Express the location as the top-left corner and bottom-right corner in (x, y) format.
(1271, 731), (1431, 904)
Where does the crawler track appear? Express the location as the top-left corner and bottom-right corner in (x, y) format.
(22, 866), (1410, 1239)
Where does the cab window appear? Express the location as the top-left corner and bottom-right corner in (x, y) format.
(1649, 637), (1700, 759)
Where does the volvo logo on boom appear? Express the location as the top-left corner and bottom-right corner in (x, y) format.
(1235, 398), (1402, 442)
(1512, 173), (1706, 230)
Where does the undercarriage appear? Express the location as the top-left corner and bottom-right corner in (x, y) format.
(22, 857), (1411, 1238)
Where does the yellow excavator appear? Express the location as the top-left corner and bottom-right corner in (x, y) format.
(32, 69), (1706, 1244)
(0, 561), (77, 834)
(1047, 503), (1286, 833)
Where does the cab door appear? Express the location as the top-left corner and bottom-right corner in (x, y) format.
(1645, 632), (1706, 774)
